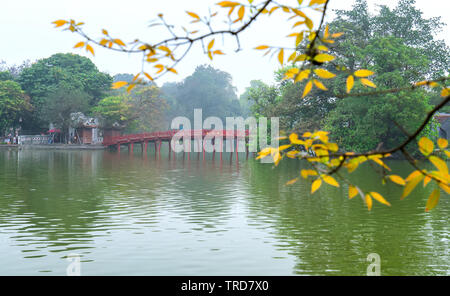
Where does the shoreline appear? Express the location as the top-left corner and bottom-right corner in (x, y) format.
(0, 144), (106, 150)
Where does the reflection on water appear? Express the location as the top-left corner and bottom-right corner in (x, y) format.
(0, 149), (448, 275)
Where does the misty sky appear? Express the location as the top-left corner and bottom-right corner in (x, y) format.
(1, 0), (449, 95)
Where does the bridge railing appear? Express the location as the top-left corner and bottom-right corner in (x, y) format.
(103, 129), (250, 146)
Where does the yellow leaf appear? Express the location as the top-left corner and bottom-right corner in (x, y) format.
(365, 194), (373, 211)
(73, 41), (85, 48)
(429, 156), (448, 175)
(158, 45), (170, 52)
(273, 152), (282, 166)
(269, 6), (279, 14)
(370, 157), (391, 171)
(278, 49), (284, 65)
(255, 45), (270, 50)
(311, 178), (322, 194)
(186, 11), (200, 19)
(126, 83), (136, 92)
(278, 144), (292, 152)
(354, 69), (374, 77)
(401, 174), (424, 199)
(99, 39), (108, 46)
(442, 88), (450, 97)
(112, 81), (128, 89)
(217, 1), (240, 7)
(418, 137), (434, 156)
(406, 170), (422, 182)
(331, 32), (344, 38)
(295, 69), (310, 82)
(167, 67), (178, 74)
(238, 5), (245, 19)
(425, 189), (440, 212)
(369, 192), (391, 206)
(302, 80), (313, 98)
(144, 72), (153, 81)
(288, 52), (297, 62)
(439, 182), (450, 194)
(313, 79), (327, 91)
(154, 64), (164, 74)
(286, 150), (299, 158)
(301, 169), (318, 179)
(85, 44), (94, 56)
(346, 75), (354, 93)
(114, 39), (126, 46)
(286, 178), (298, 185)
(323, 24), (329, 39)
(438, 138), (448, 149)
(322, 175), (339, 187)
(388, 175), (405, 186)
(305, 17), (313, 30)
(296, 32), (304, 46)
(289, 133), (304, 145)
(313, 54), (335, 63)
(314, 68), (335, 79)
(52, 20), (67, 27)
(213, 50), (224, 55)
(360, 78), (376, 88)
(423, 175), (432, 187)
(102, 29), (108, 35)
(349, 185), (358, 199)
(208, 39), (215, 50)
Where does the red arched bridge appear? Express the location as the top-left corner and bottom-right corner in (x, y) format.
(103, 129), (251, 161)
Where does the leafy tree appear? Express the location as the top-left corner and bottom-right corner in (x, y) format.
(127, 85), (169, 133)
(161, 65), (241, 122)
(113, 73), (135, 83)
(93, 85), (169, 133)
(0, 80), (32, 135)
(17, 53), (112, 131)
(39, 86), (90, 142)
(92, 95), (132, 129)
(0, 71), (14, 82)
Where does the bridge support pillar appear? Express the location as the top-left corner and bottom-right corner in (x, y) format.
(246, 139), (249, 160)
(129, 142), (134, 154)
(212, 138), (215, 161)
(158, 140), (162, 159)
(236, 137), (239, 162)
(168, 140), (171, 159)
(220, 138), (223, 161)
(202, 137), (205, 161)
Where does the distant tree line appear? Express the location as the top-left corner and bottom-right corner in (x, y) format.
(0, 55), (243, 142)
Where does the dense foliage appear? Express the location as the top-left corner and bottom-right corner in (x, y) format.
(162, 65), (241, 122)
(243, 0), (449, 153)
(0, 80), (32, 135)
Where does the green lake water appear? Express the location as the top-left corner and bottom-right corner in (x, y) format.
(0, 148), (448, 275)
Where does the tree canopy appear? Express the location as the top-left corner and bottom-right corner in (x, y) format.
(162, 65), (241, 122)
(0, 80), (32, 135)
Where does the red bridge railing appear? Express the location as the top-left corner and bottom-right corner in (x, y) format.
(103, 129), (250, 146)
